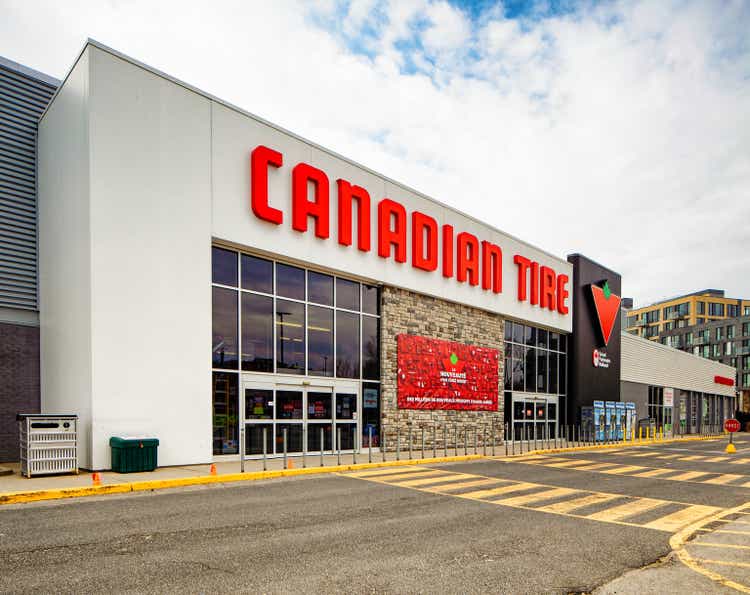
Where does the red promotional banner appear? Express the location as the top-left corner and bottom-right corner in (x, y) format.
(397, 334), (499, 411)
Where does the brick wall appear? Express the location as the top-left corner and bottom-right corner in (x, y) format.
(0, 323), (40, 462)
(380, 286), (504, 451)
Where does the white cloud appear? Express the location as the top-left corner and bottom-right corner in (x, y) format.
(0, 0), (748, 306)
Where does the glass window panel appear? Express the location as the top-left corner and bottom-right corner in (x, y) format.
(362, 383), (380, 447)
(537, 350), (548, 392)
(337, 278), (360, 311)
(537, 329), (548, 349)
(549, 352), (558, 394)
(504, 352), (512, 390)
(512, 344), (525, 391)
(504, 323), (512, 342)
(212, 247), (237, 286)
(308, 423), (333, 452)
(308, 306), (334, 377)
(536, 402), (547, 420)
(245, 388), (273, 420)
(513, 401), (525, 420)
(212, 287), (238, 369)
(241, 293), (273, 372)
(524, 402), (535, 420)
(308, 271), (334, 305)
(559, 354), (567, 394)
(276, 390), (303, 419)
(524, 326), (536, 347)
(337, 423), (357, 450)
(245, 423), (273, 455)
(212, 372), (238, 455)
(550, 333), (560, 351)
(362, 315), (380, 380)
(276, 299), (305, 374)
(362, 284), (380, 315)
(560, 334), (567, 353)
(276, 263), (305, 300)
(336, 311), (360, 378)
(525, 347), (536, 393)
(512, 322), (524, 344)
(548, 403), (557, 420)
(241, 254), (272, 293)
(308, 391), (332, 419)
(275, 423), (303, 453)
(336, 393), (357, 419)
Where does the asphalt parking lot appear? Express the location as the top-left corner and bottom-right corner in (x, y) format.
(1, 435), (748, 594)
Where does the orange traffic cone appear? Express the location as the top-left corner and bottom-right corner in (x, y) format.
(92, 472), (101, 486)
(209, 463), (217, 476)
(286, 459), (294, 470)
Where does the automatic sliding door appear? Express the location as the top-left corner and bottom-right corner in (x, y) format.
(307, 389), (333, 454)
(275, 390), (303, 453)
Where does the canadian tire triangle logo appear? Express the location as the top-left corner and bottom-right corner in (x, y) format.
(590, 281), (621, 347)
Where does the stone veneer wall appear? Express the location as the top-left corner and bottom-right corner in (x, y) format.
(380, 286), (505, 451)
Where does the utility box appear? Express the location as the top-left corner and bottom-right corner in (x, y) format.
(17, 414), (78, 478)
(109, 437), (159, 473)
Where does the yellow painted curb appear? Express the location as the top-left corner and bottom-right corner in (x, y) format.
(670, 502), (750, 593)
(0, 454), (484, 505)
(508, 433), (726, 458)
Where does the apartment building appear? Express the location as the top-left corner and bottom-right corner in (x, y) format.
(624, 290), (750, 342)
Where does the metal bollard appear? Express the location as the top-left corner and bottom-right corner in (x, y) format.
(396, 428), (401, 461)
(409, 426), (413, 460)
(432, 424), (437, 459)
(474, 426), (478, 455)
(443, 424), (448, 458)
(455, 423), (459, 457)
(337, 427), (341, 466)
(504, 423), (508, 456)
(421, 426), (425, 459)
(283, 428), (288, 470)
(483, 425), (487, 456)
(240, 424), (245, 473)
(492, 420), (496, 457)
(320, 427), (324, 467)
(263, 426), (268, 471)
(368, 426), (373, 464)
(534, 425), (538, 451)
(302, 427), (307, 469)
(353, 430), (357, 465)
(464, 428), (468, 456)
(382, 429), (387, 462)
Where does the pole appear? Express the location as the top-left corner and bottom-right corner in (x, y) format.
(262, 426), (267, 472)
(352, 428), (357, 465)
(368, 426), (373, 464)
(319, 427), (324, 467)
(382, 428), (386, 462)
(283, 427), (288, 470)
(337, 427), (341, 466)
(409, 426), (413, 460)
(302, 425), (307, 469)
(421, 426), (425, 459)
(443, 424), (447, 458)
(396, 427), (401, 461)
(432, 424), (437, 459)
(240, 424), (245, 473)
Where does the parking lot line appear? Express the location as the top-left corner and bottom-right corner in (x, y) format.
(644, 504), (722, 532)
(586, 498), (667, 522)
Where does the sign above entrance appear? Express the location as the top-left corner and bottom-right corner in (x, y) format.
(590, 281), (621, 347)
(397, 335), (498, 411)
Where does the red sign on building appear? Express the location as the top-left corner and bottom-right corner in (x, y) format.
(397, 335), (499, 411)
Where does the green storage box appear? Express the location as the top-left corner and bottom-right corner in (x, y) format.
(109, 436), (159, 473)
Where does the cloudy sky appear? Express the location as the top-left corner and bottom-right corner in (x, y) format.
(2, 0), (748, 306)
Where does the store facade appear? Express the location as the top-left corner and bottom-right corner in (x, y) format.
(37, 42), (573, 469)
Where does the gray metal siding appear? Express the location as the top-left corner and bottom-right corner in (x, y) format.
(0, 60), (57, 311)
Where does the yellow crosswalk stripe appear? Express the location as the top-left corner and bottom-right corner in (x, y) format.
(643, 504), (721, 532)
(668, 471), (711, 482)
(602, 465), (647, 475)
(633, 468), (675, 478)
(393, 473), (473, 487)
(427, 478), (504, 492)
(703, 456), (729, 463)
(587, 498), (667, 522)
(630, 452), (661, 457)
(493, 487), (578, 507)
(680, 455), (709, 461)
(460, 482), (538, 500)
(729, 458), (750, 465)
(574, 462), (619, 471)
(536, 493), (620, 514)
(544, 459), (594, 468)
(346, 466), (427, 478)
(367, 470), (446, 482)
(655, 454), (682, 459)
(703, 474), (744, 485)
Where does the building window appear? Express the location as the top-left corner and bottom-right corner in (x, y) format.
(728, 325), (735, 339)
(709, 303), (725, 317)
(648, 386), (664, 426)
(698, 302), (705, 315)
(716, 327), (724, 341)
(725, 342), (733, 356)
(664, 321), (673, 331)
(743, 323), (750, 337)
(685, 332), (693, 345)
(626, 315), (638, 328)
(504, 321), (567, 397)
(744, 373), (750, 388)
(697, 317), (705, 324)
(744, 306), (750, 316)
(728, 304), (739, 318)
(645, 310), (660, 323)
(711, 344), (721, 358)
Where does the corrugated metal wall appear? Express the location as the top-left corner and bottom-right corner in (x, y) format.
(621, 331), (735, 396)
(0, 58), (57, 311)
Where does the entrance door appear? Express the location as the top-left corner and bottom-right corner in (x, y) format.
(239, 375), (360, 458)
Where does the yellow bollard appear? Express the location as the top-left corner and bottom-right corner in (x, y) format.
(638, 427), (642, 442)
